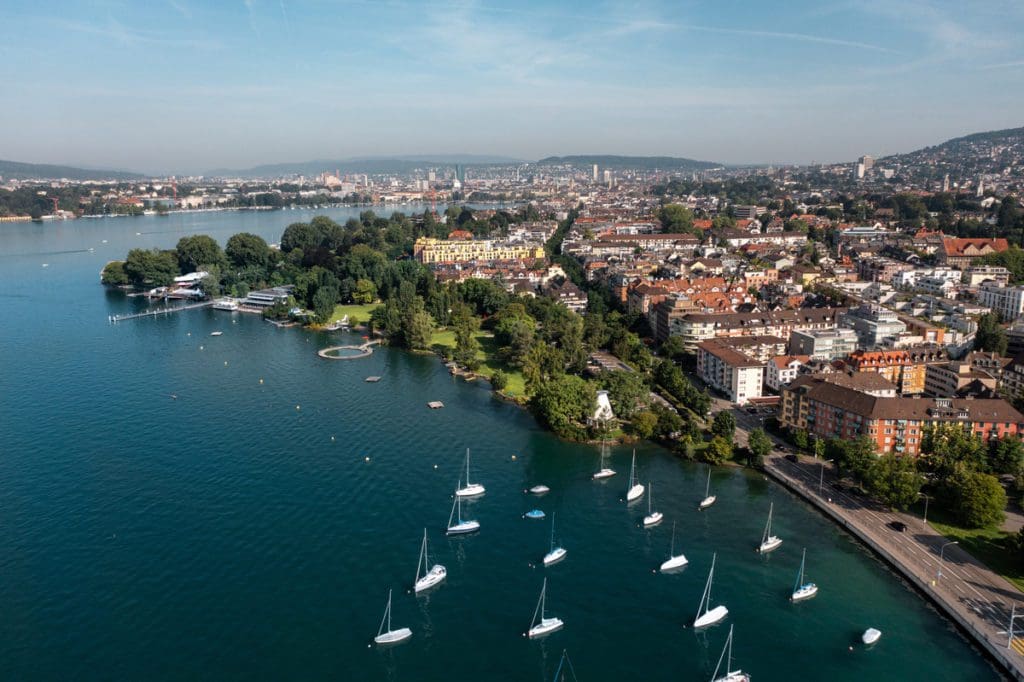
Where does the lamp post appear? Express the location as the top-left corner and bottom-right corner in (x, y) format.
(919, 492), (931, 525)
(819, 458), (835, 495)
(938, 541), (959, 581)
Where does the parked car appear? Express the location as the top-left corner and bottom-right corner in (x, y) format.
(888, 521), (907, 533)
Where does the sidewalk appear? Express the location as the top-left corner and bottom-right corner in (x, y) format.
(765, 453), (1024, 680)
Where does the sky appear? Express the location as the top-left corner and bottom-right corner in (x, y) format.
(1, 0), (1022, 173)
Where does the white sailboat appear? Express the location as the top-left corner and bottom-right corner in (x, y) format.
(862, 627), (882, 645)
(527, 577), (564, 639)
(710, 625), (749, 682)
(373, 589), (412, 646)
(625, 450), (644, 502)
(659, 521), (688, 572)
(699, 467), (716, 510)
(455, 448), (485, 497)
(757, 502), (782, 553)
(446, 481), (481, 535)
(593, 439), (616, 480)
(694, 552), (729, 628)
(413, 528), (447, 593)
(529, 484), (551, 495)
(543, 513), (567, 566)
(643, 481), (663, 527)
(790, 548), (817, 602)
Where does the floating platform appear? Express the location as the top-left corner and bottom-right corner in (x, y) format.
(427, 401), (445, 409)
(365, 376), (381, 383)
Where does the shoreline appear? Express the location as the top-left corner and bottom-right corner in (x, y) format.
(764, 453), (1024, 681)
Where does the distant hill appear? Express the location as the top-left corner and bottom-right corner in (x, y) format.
(206, 155), (524, 178)
(535, 155), (721, 171)
(876, 125), (1024, 180)
(0, 159), (145, 181)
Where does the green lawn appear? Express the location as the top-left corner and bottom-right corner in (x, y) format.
(429, 328), (527, 399)
(910, 501), (1024, 591)
(323, 303), (380, 326)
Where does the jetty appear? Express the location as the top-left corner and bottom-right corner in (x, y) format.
(108, 301), (213, 323)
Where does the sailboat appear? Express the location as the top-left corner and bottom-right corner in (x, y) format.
(757, 502), (782, 553)
(710, 625), (749, 682)
(373, 589), (412, 646)
(625, 450), (644, 502)
(659, 521), (688, 572)
(446, 480), (481, 535)
(543, 513), (567, 566)
(699, 467), (716, 510)
(790, 548), (817, 602)
(593, 439), (616, 480)
(455, 448), (485, 497)
(552, 649), (579, 682)
(694, 552), (729, 628)
(643, 481), (663, 527)
(413, 528), (447, 593)
(527, 577), (564, 638)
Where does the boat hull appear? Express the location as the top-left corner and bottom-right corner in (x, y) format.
(455, 483), (485, 498)
(791, 583), (817, 602)
(446, 520), (480, 535)
(757, 536), (782, 553)
(374, 627), (412, 645)
(626, 484), (645, 502)
(694, 605), (729, 629)
(543, 547), (567, 566)
(529, 485), (550, 495)
(528, 617), (564, 639)
(414, 565), (447, 593)
(862, 628), (882, 645)
(713, 672), (750, 682)
(659, 554), (688, 572)
(593, 468), (616, 480)
(643, 511), (664, 527)
(524, 510), (546, 520)
(699, 495), (717, 510)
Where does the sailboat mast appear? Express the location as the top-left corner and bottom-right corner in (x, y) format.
(550, 513), (556, 551)
(705, 468), (711, 497)
(465, 448), (471, 484)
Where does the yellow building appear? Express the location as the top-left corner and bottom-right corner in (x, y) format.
(413, 237), (546, 264)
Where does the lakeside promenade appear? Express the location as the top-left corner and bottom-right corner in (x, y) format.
(765, 452), (1024, 680)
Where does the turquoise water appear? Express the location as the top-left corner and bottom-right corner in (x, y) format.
(0, 208), (1000, 680)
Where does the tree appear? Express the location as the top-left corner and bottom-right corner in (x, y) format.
(863, 454), (922, 510)
(490, 369), (510, 392)
(946, 466), (1007, 528)
(522, 342), (565, 395)
(747, 428), (772, 467)
(451, 303), (481, 367)
(530, 374), (597, 441)
(998, 196), (1021, 230)
(990, 437), (1024, 476)
(711, 411), (736, 443)
(353, 279), (377, 304)
(598, 370), (648, 419)
(651, 404), (683, 439)
(629, 410), (658, 439)
(175, 235), (224, 273)
(280, 221), (321, 253)
(974, 312), (1008, 355)
(704, 436), (733, 465)
(657, 204), (694, 233)
(226, 232), (271, 271)
(827, 436), (876, 482)
(124, 248), (179, 287)
(100, 261), (128, 285)
(659, 335), (686, 361)
(403, 310), (434, 350)
(311, 285), (338, 323)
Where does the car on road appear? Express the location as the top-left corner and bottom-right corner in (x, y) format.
(888, 521), (907, 533)
(784, 454), (798, 463)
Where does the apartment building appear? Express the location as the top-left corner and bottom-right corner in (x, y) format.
(780, 374), (1023, 455)
(766, 355), (810, 392)
(413, 237), (545, 264)
(978, 284), (1024, 321)
(789, 328), (859, 360)
(840, 303), (907, 348)
(673, 307), (846, 352)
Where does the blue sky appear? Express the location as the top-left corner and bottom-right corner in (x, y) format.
(1, 0), (1022, 172)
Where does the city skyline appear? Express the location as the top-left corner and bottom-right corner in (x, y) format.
(2, 0), (1022, 173)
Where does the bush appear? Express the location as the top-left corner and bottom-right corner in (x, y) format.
(491, 369), (509, 391)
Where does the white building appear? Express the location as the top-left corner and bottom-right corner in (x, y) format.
(978, 284), (1024, 321)
(766, 355), (810, 392)
(696, 341), (765, 405)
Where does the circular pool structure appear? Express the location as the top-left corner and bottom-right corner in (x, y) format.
(318, 344), (373, 360)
